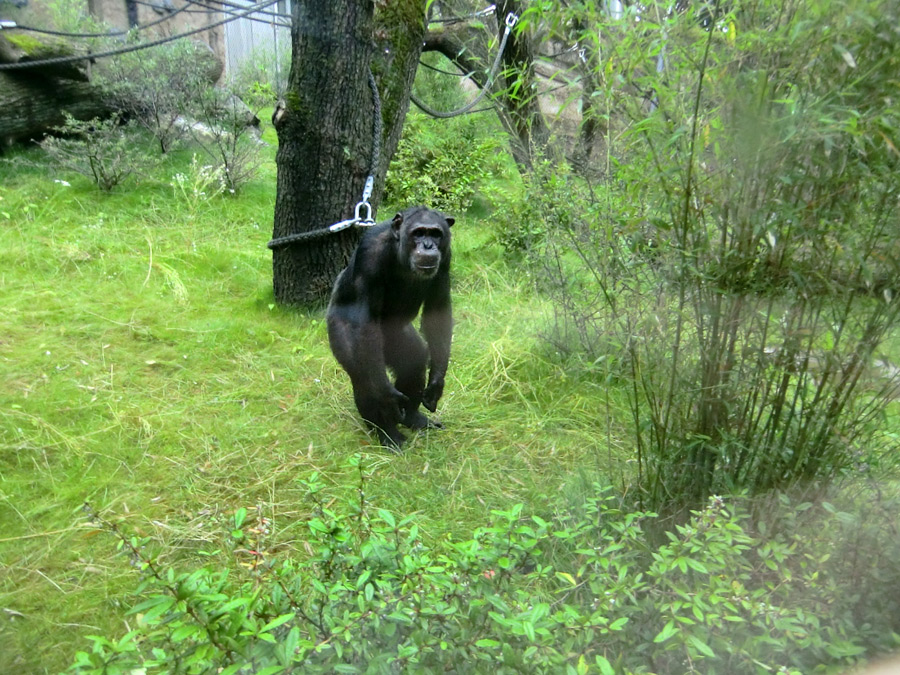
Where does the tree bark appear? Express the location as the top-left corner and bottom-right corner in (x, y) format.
(0, 73), (113, 146)
(271, 0), (426, 307)
(421, 2), (556, 173)
(495, 0), (554, 171)
(0, 32), (112, 146)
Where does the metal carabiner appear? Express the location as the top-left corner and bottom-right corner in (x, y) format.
(361, 175), (374, 203)
(505, 12), (518, 29)
(354, 200), (375, 226)
(329, 217), (359, 233)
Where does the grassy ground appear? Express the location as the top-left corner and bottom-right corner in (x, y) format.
(0, 137), (625, 672)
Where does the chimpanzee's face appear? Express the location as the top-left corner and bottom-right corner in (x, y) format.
(392, 211), (454, 279)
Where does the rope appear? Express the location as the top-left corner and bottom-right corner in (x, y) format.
(410, 11), (517, 119)
(419, 60), (474, 77)
(0, 0), (279, 71)
(267, 68), (383, 251)
(10, 2), (191, 38)
(427, 4), (496, 25)
(368, 69), (382, 188)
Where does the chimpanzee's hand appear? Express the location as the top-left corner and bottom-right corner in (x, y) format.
(386, 386), (409, 422)
(422, 377), (444, 413)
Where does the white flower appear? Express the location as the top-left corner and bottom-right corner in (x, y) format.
(54, 179), (71, 187)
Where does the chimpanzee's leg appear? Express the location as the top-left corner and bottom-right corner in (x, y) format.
(327, 310), (407, 448)
(350, 382), (408, 447)
(384, 324), (442, 430)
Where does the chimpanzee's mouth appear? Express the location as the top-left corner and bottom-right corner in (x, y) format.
(416, 264), (438, 276)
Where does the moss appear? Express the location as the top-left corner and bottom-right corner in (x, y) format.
(285, 90), (302, 113)
(374, 0), (426, 55)
(5, 32), (74, 58)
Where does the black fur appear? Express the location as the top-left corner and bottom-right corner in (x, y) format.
(326, 206), (454, 448)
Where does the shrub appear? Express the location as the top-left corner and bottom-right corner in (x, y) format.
(99, 40), (215, 155)
(184, 87), (263, 193)
(519, 0), (900, 513)
(384, 112), (504, 214)
(66, 459), (899, 674)
(40, 112), (149, 191)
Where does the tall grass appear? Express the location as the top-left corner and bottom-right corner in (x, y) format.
(0, 128), (614, 672)
(517, 0), (900, 516)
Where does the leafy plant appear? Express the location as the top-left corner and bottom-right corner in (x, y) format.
(170, 154), (227, 218)
(384, 106), (505, 214)
(67, 460), (899, 674)
(99, 40), (215, 155)
(520, 0), (900, 512)
(39, 112), (149, 191)
(184, 87), (263, 193)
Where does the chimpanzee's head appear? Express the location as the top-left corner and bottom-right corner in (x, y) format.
(392, 207), (454, 279)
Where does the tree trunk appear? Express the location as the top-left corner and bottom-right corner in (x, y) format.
(0, 32), (112, 146)
(0, 72), (113, 146)
(495, 0), (554, 171)
(421, 2), (555, 174)
(271, 0), (426, 307)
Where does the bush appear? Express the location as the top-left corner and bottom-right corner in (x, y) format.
(99, 40), (215, 155)
(99, 39), (262, 191)
(66, 458), (900, 674)
(384, 112), (505, 215)
(518, 0), (900, 513)
(40, 112), (149, 191)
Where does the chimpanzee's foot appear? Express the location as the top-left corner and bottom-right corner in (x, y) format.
(373, 424), (407, 452)
(402, 409), (444, 431)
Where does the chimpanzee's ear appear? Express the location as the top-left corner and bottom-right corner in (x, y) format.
(444, 216), (455, 227)
(391, 212), (403, 239)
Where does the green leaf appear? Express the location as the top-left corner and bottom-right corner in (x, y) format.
(170, 624), (196, 642)
(686, 558), (709, 574)
(378, 509), (396, 528)
(523, 620), (536, 642)
(261, 612), (295, 633)
(609, 617), (629, 631)
(475, 639), (501, 648)
(688, 635), (715, 658)
(654, 620), (678, 643)
(556, 572), (577, 586)
(577, 654), (588, 675)
(255, 666), (286, 675)
(595, 655), (615, 675)
(233, 507), (247, 529)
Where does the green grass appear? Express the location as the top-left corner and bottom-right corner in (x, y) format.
(0, 139), (625, 673)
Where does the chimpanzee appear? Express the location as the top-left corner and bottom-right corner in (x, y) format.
(326, 206), (454, 449)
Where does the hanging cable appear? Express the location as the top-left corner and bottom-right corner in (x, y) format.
(186, 0), (290, 22)
(418, 60), (474, 78)
(427, 4), (496, 25)
(410, 11), (517, 119)
(7, 1), (191, 38)
(0, 0), (279, 71)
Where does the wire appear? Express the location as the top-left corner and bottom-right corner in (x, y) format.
(418, 60), (474, 78)
(0, 0), (279, 71)
(187, 0), (290, 22)
(410, 12), (517, 119)
(9, 1), (191, 38)
(178, 0), (290, 28)
(428, 4), (496, 25)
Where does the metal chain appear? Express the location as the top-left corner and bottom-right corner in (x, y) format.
(409, 11), (518, 119)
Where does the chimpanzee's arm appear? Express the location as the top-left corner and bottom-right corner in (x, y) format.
(420, 274), (452, 412)
(329, 277), (393, 392)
